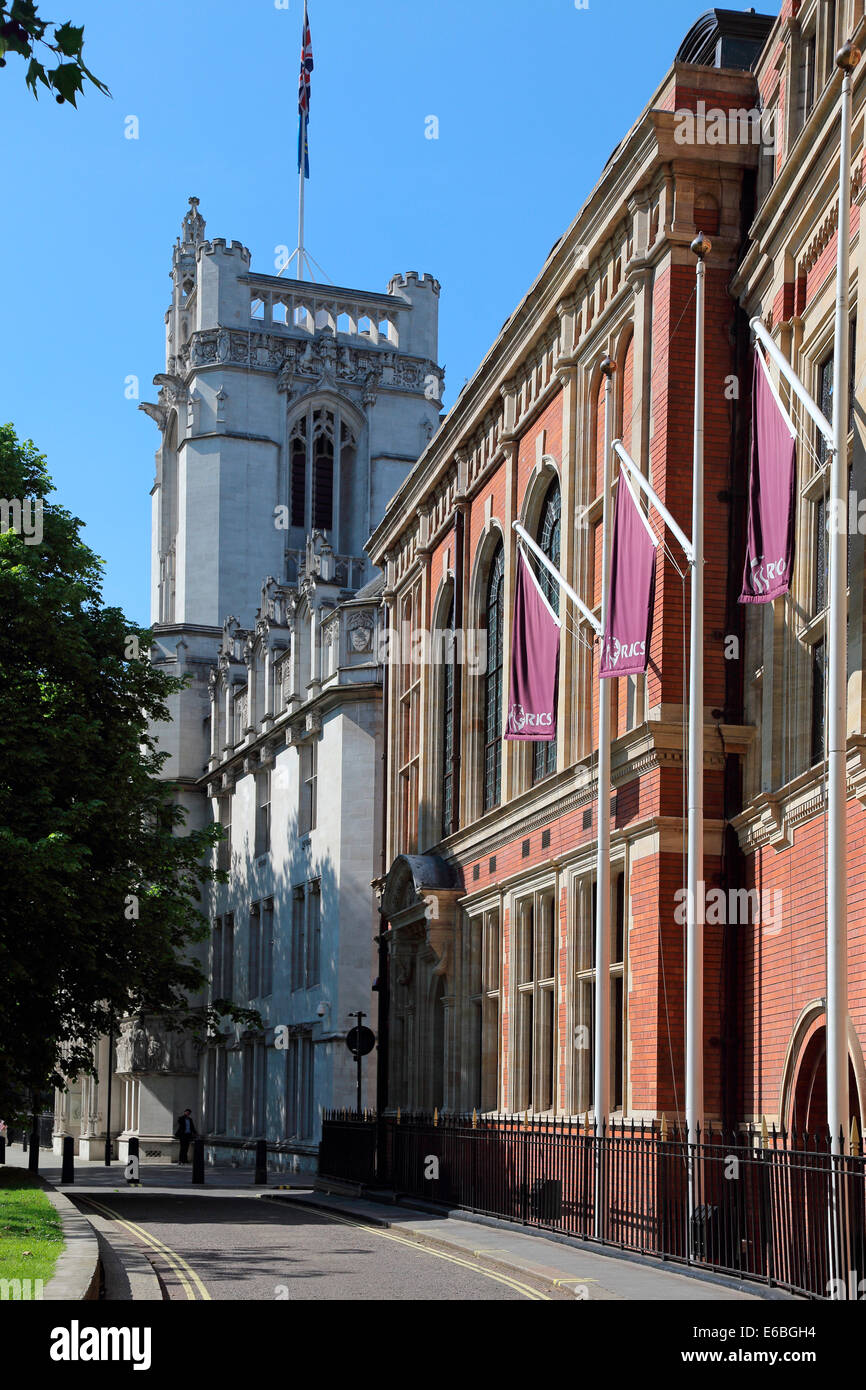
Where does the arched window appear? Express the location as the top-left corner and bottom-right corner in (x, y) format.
(289, 410), (339, 536)
(441, 588), (456, 839)
(483, 543), (505, 812)
(312, 411), (334, 531)
(289, 417), (306, 528)
(533, 479), (561, 784)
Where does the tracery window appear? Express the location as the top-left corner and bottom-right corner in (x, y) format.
(441, 588), (456, 839)
(533, 479), (561, 785)
(483, 543), (505, 813)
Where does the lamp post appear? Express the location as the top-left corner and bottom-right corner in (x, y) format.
(104, 1019), (114, 1166)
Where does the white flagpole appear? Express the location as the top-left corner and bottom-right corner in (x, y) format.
(298, 111), (307, 283)
(594, 356), (615, 1235)
(613, 441), (694, 561)
(512, 524), (602, 635)
(828, 41), (860, 1160)
(687, 235), (710, 1206)
(750, 319), (833, 444)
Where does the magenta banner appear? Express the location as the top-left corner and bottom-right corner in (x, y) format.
(505, 550), (561, 742)
(600, 472), (657, 679)
(740, 351), (797, 605)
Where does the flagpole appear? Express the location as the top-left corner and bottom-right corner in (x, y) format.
(613, 441), (694, 562)
(686, 235), (710, 1216)
(594, 356), (615, 1233)
(750, 320), (833, 443)
(828, 41), (860, 1160)
(512, 524), (602, 635)
(298, 111), (307, 282)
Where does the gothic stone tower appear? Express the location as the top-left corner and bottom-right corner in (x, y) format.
(122, 199), (443, 1159)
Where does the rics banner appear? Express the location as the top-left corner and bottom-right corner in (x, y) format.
(505, 550), (561, 742)
(600, 470), (657, 679)
(740, 351), (797, 605)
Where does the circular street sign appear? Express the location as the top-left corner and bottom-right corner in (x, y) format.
(346, 1026), (376, 1057)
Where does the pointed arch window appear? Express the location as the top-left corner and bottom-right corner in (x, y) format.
(441, 588), (456, 839)
(312, 410), (334, 531)
(290, 418), (307, 528)
(533, 479), (561, 784)
(483, 542), (505, 812)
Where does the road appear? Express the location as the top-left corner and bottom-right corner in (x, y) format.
(70, 1192), (558, 1301)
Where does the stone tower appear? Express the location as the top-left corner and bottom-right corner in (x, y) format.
(139, 198), (442, 806)
(106, 199), (445, 1160)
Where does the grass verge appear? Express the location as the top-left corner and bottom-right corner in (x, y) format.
(0, 1168), (64, 1298)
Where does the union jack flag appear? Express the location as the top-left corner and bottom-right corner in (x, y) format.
(298, 1), (313, 178)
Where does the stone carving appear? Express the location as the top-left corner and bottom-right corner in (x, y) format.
(138, 401), (170, 431)
(182, 195), (206, 247)
(347, 611), (374, 653)
(153, 373), (189, 406)
(115, 1018), (148, 1074)
(392, 361), (422, 388)
(190, 334), (218, 366)
(116, 1019), (197, 1076)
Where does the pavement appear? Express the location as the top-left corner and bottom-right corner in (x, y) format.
(3, 1145), (788, 1302)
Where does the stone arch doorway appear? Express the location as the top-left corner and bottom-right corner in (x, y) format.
(790, 1026), (862, 1143)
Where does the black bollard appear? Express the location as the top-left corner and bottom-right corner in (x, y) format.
(254, 1138), (267, 1185)
(60, 1135), (74, 1184)
(192, 1137), (205, 1185)
(0, 1135), (6, 1164)
(27, 1123), (39, 1173)
(125, 1136), (141, 1186)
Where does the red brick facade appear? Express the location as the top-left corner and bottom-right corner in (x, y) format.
(372, 0), (866, 1140)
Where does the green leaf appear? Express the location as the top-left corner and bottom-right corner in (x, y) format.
(24, 55), (48, 92)
(2, 24), (32, 57)
(52, 20), (82, 56)
(49, 60), (82, 105)
(10, 1), (43, 37)
(79, 59), (110, 97)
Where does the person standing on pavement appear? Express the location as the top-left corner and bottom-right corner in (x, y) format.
(175, 1108), (196, 1163)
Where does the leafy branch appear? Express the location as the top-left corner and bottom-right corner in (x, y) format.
(0, 1), (109, 105)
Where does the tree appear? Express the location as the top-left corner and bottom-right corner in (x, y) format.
(0, 425), (256, 1118)
(0, 1), (108, 105)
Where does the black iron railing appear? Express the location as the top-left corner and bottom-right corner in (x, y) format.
(319, 1111), (866, 1300)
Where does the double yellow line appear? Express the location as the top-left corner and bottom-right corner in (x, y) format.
(309, 1205), (550, 1300)
(79, 1196), (211, 1301)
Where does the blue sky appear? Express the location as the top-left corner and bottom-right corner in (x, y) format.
(0, 0), (718, 623)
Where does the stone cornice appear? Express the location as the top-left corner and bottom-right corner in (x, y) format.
(368, 81), (759, 568)
(431, 719), (744, 868)
(200, 680), (381, 787)
(733, 735), (866, 852)
(733, 16), (866, 301)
